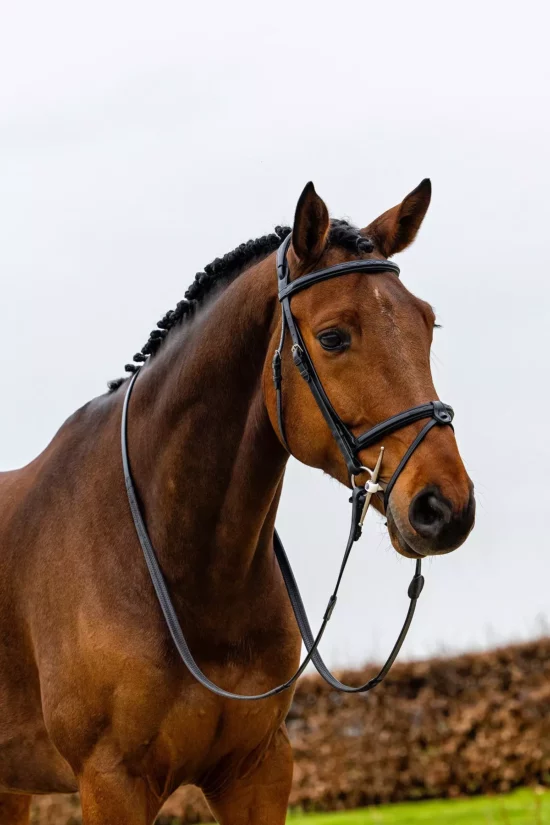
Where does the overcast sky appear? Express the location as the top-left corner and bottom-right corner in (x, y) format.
(1, 1), (549, 668)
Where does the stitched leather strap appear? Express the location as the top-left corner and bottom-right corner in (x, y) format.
(278, 258), (400, 300)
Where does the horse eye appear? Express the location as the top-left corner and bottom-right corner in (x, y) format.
(317, 329), (349, 352)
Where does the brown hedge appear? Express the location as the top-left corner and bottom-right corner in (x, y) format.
(31, 638), (550, 823)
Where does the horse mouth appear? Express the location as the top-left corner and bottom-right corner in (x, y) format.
(386, 502), (466, 558)
(386, 506), (426, 559)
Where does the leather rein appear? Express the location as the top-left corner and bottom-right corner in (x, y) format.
(121, 235), (454, 700)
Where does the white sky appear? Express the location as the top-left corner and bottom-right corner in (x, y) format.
(1, 0), (549, 667)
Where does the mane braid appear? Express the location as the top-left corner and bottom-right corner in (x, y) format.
(107, 221), (372, 392)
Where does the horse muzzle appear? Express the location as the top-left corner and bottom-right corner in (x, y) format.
(387, 483), (476, 557)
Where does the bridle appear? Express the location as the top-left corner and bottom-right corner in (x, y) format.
(121, 234), (455, 700)
(273, 234), (454, 506)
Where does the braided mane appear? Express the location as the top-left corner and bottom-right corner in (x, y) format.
(108, 220), (372, 392)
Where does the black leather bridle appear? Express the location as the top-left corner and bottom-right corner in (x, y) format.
(121, 235), (455, 700)
(273, 234), (454, 507)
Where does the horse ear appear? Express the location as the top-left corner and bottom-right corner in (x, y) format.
(363, 179), (432, 258)
(292, 182), (330, 264)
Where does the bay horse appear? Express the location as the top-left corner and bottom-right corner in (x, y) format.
(0, 180), (475, 824)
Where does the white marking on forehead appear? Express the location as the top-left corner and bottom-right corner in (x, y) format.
(373, 285), (395, 323)
(372, 281), (422, 381)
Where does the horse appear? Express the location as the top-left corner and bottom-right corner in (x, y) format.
(0, 180), (475, 825)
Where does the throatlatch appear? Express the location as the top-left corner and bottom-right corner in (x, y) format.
(121, 234), (455, 700)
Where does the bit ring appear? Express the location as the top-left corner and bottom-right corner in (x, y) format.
(351, 465), (376, 489)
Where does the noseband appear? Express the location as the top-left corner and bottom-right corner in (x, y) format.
(121, 235), (455, 700)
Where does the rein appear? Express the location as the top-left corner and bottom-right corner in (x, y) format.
(121, 237), (455, 700)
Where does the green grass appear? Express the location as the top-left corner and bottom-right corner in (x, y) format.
(288, 788), (549, 824)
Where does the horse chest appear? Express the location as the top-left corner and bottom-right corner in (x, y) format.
(104, 667), (294, 789)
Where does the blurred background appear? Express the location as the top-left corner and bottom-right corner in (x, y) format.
(1, 0), (548, 673)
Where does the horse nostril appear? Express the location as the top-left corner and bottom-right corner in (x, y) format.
(409, 487), (452, 539)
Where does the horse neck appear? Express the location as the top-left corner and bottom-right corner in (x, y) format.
(125, 253), (287, 595)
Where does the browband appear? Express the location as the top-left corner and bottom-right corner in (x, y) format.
(276, 235), (400, 300)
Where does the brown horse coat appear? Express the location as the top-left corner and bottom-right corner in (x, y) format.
(0, 181), (474, 824)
